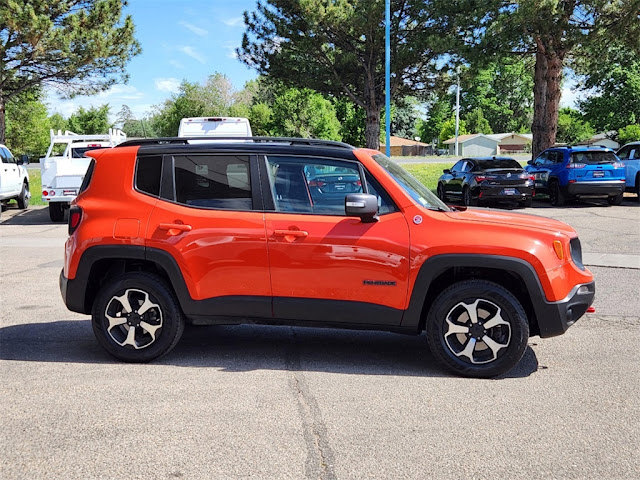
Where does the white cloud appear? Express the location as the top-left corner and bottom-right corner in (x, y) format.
(223, 42), (239, 60)
(179, 46), (206, 64)
(169, 59), (184, 70)
(222, 16), (244, 27)
(179, 21), (208, 37)
(96, 84), (144, 100)
(154, 77), (181, 93)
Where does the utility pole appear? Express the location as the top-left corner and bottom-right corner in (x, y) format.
(454, 66), (460, 156)
(385, 0), (391, 157)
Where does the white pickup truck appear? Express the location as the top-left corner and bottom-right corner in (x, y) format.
(0, 143), (30, 212)
(41, 129), (126, 221)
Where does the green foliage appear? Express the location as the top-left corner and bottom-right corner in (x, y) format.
(0, 0), (141, 142)
(383, 97), (421, 141)
(5, 88), (50, 158)
(464, 108), (493, 135)
(48, 113), (67, 132)
(440, 118), (468, 144)
(269, 88), (341, 140)
(239, 0), (443, 147)
(151, 74), (237, 137)
(579, 61), (640, 133)
(618, 124), (640, 145)
(334, 98), (366, 147)
(247, 103), (273, 137)
(556, 108), (594, 145)
(417, 96), (452, 145)
(461, 60), (533, 133)
(66, 105), (112, 134)
(116, 105), (155, 138)
(402, 163), (447, 194)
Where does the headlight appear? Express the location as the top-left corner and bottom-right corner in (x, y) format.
(570, 237), (585, 270)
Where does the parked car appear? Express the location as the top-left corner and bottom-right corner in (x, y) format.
(616, 141), (640, 202)
(525, 146), (626, 206)
(60, 137), (595, 378)
(0, 144), (30, 211)
(437, 157), (534, 207)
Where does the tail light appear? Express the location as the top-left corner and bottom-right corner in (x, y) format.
(529, 175), (535, 181)
(68, 206), (82, 235)
(42, 190), (48, 196)
(567, 163), (586, 169)
(612, 162), (624, 168)
(308, 180), (326, 187)
(475, 175), (496, 182)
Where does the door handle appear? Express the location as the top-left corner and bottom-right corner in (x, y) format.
(159, 223), (192, 235)
(273, 229), (308, 240)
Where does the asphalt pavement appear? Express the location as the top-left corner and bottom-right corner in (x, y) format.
(1, 202), (639, 479)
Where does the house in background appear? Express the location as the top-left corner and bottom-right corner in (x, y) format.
(380, 136), (433, 156)
(577, 132), (619, 150)
(443, 133), (533, 156)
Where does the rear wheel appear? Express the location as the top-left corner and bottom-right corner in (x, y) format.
(607, 192), (623, 205)
(91, 272), (185, 362)
(426, 280), (529, 378)
(49, 202), (65, 222)
(549, 180), (565, 206)
(463, 186), (477, 206)
(17, 182), (29, 209)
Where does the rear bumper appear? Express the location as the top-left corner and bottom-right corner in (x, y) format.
(477, 185), (533, 200)
(567, 180), (625, 197)
(59, 269), (87, 314)
(536, 281), (595, 338)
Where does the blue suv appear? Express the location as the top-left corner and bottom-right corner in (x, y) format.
(525, 146), (626, 206)
(616, 142), (640, 202)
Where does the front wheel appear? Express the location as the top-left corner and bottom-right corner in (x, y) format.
(549, 181), (565, 206)
(17, 182), (29, 209)
(607, 192), (623, 205)
(91, 272), (185, 362)
(426, 280), (529, 378)
(437, 183), (446, 201)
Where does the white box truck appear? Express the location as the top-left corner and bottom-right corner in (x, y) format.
(41, 129), (126, 221)
(178, 117), (252, 138)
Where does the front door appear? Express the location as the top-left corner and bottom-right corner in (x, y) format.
(262, 154), (410, 326)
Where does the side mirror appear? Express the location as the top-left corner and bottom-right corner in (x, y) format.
(443, 168), (451, 174)
(18, 154), (29, 166)
(527, 159), (534, 165)
(345, 193), (378, 223)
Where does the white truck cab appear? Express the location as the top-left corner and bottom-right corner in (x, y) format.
(178, 117), (252, 138)
(0, 144), (30, 212)
(41, 129), (126, 221)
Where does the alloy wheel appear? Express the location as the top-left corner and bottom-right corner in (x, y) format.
(104, 288), (163, 350)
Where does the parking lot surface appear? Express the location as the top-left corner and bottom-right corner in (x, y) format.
(1, 200), (639, 479)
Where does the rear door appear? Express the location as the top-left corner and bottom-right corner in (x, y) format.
(262, 154), (410, 326)
(617, 145), (640, 187)
(145, 152), (271, 318)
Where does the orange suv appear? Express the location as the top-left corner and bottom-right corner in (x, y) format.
(60, 137), (595, 377)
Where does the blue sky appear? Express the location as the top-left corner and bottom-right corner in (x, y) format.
(46, 0), (581, 122)
(46, 0), (259, 120)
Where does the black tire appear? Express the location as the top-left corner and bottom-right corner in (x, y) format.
(607, 192), (623, 205)
(91, 272), (185, 362)
(463, 186), (477, 206)
(635, 173), (640, 203)
(549, 180), (565, 206)
(49, 202), (65, 222)
(425, 280), (529, 378)
(17, 182), (29, 209)
(520, 196), (533, 208)
(437, 183), (446, 201)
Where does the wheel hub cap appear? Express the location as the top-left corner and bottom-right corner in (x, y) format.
(104, 288), (163, 350)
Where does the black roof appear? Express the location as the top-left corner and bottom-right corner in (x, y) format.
(461, 156), (516, 162)
(118, 136), (358, 160)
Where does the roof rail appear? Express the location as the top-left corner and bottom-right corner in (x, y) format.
(117, 136), (355, 149)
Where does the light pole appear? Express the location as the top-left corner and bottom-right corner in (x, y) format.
(385, 0), (391, 157)
(454, 66), (460, 156)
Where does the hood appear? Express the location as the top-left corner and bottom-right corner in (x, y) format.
(444, 208), (576, 237)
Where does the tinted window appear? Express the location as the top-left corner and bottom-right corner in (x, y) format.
(475, 159), (522, 169)
(136, 156), (162, 197)
(548, 151), (564, 163)
(534, 152), (547, 165)
(364, 171), (398, 215)
(267, 156), (364, 215)
(1, 147), (14, 163)
(571, 151), (617, 165)
(79, 160), (96, 194)
(451, 161), (464, 172)
(174, 155), (252, 210)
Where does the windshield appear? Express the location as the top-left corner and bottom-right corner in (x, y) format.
(373, 154), (450, 211)
(571, 151), (617, 165)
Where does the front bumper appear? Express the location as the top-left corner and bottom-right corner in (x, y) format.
(567, 180), (625, 197)
(536, 281), (595, 338)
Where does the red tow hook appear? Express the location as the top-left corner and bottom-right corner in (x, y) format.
(586, 306), (596, 313)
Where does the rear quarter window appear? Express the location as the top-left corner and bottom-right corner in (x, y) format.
(135, 155), (162, 197)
